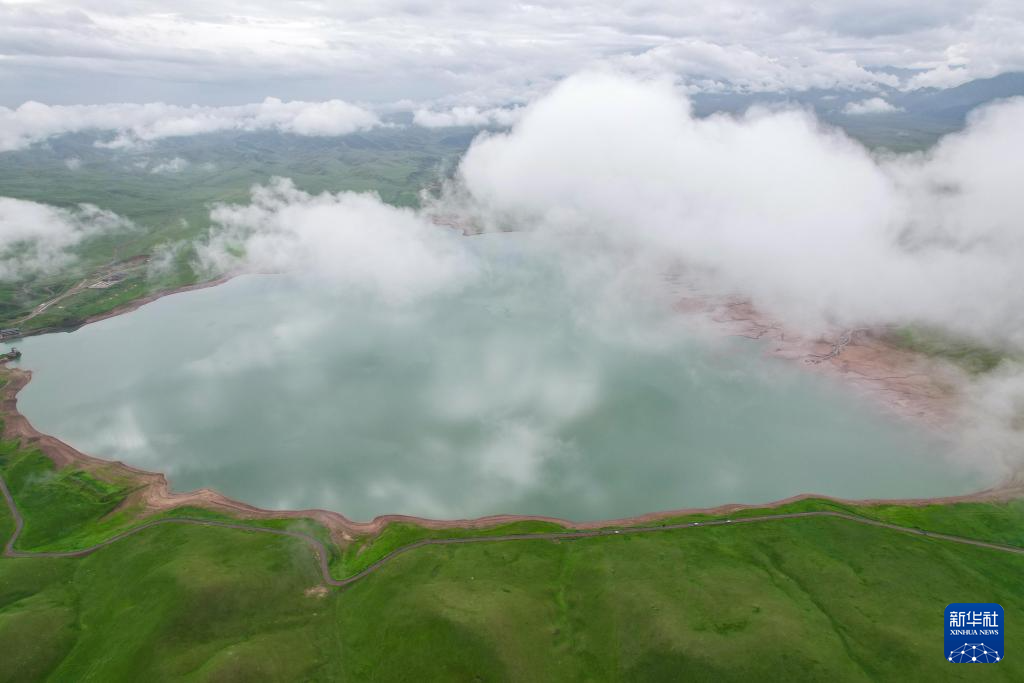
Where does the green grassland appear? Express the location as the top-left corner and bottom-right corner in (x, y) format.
(2, 427), (1023, 681)
(0, 127), (472, 330)
(885, 326), (1015, 375)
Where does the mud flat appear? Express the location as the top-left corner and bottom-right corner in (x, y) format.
(674, 294), (965, 429)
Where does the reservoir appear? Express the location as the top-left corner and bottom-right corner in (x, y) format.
(9, 235), (986, 521)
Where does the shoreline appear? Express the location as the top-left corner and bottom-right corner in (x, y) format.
(13, 274), (237, 339)
(2, 269), (1021, 542)
(674, 295), (968, 431)
(2, 361), (1021, 543)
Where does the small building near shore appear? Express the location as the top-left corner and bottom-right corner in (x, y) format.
(0, 328), (21, 340)
(89, 273), (127, 289)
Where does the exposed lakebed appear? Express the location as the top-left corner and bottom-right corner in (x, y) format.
(9, 235), (986, 521)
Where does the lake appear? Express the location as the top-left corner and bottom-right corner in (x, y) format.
(9, 235), (985, 521)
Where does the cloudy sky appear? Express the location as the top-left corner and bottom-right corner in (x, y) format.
(1, 1), (1022, 108)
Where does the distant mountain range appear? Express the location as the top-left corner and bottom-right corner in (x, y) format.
(691, 72), (1024, 150)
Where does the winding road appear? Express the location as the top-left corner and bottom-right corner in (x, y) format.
(2, 473), (1022, 590)
(14, 278), (90, 325)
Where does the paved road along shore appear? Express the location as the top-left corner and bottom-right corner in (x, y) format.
(2, 473), (1022, 590)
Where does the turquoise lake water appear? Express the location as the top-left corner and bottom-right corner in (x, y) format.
(8, 236), (985, 521)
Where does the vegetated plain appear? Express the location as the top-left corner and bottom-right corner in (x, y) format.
(2, 425), (1023, 681)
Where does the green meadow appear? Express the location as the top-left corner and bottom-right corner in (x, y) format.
(2, 426), (1023, 681)
(0, 127), (470, 330)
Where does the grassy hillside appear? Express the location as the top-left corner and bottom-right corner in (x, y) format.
(2, 431), (1023, 681)
(885, 326), (1015, 375)
(0, 127), (471, 330)
(3, 492), (1023, 681)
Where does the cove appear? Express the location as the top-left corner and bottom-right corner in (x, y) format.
(9, 235), (986, 521)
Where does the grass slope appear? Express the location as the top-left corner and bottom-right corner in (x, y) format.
(0, 128), (470, 330)
(885, 326), (1015, 375)
(2, 503), (1023, 681)
(2, 432), (1023, 680)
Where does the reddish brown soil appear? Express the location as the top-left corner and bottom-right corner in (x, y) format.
(680, 295), (964, 429)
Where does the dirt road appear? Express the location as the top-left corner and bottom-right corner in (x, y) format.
(15, 278), (90, 325)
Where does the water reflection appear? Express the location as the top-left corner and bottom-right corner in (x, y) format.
(13, 237), (984, 520)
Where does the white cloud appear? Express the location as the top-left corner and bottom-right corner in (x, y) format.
(186, 314), (328, 378)
(0, 197), (131, 280)
(456, 72), (1024, 347)
(188, 71), (1024, 348)
(619, 39), (899, 93)
(63, 156), (82, 170)
(0, 98), (381, 151)
(903, 16), (1024, 90)
(413, 105), (522, 128)
(149, 157), (189, 174)
(843, 97), (903, 115)
(957, 362), (1024, 473)
(435, 70), (1024, 474)
(1, 2), (1022, 106)
(146, 240), (186, 279)
(198, 178), (477, 303)
(475, 421), (564, 487)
